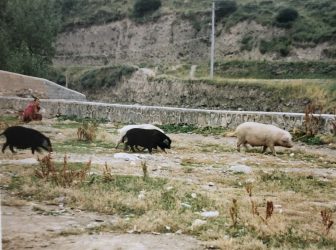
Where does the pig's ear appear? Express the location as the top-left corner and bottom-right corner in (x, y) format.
(163, 139), (170, 145)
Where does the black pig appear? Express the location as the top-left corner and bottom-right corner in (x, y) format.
(122, 128), (171, 154)
(1, 126), (52, 154)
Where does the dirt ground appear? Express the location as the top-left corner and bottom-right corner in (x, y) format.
(1, 119), (336, 249)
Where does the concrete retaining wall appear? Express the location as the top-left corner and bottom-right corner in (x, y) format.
(0, 96), (335, 133)
(0, 70), (86, 100)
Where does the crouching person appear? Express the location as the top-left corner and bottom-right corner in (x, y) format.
(22, 97), (42, 122)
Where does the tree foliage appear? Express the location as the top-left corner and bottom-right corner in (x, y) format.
(276, 7), (299, 23)
(0, 0), (60, 77)
(133, 0), (161, 18)
(216, 0), (238, 19)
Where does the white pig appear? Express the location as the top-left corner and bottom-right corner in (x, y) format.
(232, 122), (293, 156)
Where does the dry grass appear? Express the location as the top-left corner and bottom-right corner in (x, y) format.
(35, 153), (91, 187)
(1, 118), (336, 249)
(77, 120), (98, 141)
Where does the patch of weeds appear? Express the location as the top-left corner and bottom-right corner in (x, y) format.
(258, 171), (332, 193)
(160, 189), (178, 210)
(53, 139), (96, 153)
(0, 115), (19, 125)
(260, 227), (336, 249)
(182, 166), (194, 173)
(199, 143), (233, 153)
(51, 121), (79, 129)
(180, 158), (203, 168)
(296, 135), (325, 145)
(85, 175), (168, 194)
(226, 224), (250, 238)
(95, 140), (116, 149)
(8, 176), (24, 191)
(300, 135), (324, 145)
(182, 193), (213, 212)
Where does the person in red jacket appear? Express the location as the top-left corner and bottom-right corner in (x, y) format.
(22, 97), (42, 122)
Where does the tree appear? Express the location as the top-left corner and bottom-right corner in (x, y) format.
(0, 0), (60, 77)
(216, 0), (238, 19)
(133, 0), (161, 18)
(276, 8), (298, 23)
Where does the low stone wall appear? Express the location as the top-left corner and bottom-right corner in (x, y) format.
(0, 96), (335, 134)
(0, 70), (86, 100)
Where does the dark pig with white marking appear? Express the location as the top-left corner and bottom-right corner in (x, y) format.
(1, 126), (52, 154)
(122, 128), (171, 154)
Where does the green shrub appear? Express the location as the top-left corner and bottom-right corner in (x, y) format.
(133, 0), (161, 18)
(240, 35), (254, 51)
(275, 7), (298, 23)
(216, 0), (237, 19)
(259, 37), (291, 56)
(79, 65), (137, 89)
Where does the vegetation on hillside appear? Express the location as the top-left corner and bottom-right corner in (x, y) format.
(51, 65), (138, 90)
(55, 0), (336, 48)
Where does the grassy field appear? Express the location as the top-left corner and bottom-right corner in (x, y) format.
(1, 116), (336, 249)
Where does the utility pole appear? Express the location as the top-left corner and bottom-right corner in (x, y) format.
(210, 1), (215, 79)
(65, 71), (68, 88)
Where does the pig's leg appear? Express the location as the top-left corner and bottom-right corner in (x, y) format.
(236, 137), (244, 152)
(262, 146), (268, 153)
(9, 145), (16, 153)
(2, 143), (9, 153)
(115, 140), (121, 149)
(269, 144), (276, 156)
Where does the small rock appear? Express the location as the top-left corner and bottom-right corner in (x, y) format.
(181, 203), (192, 209)
(114, 153), (139, 161)
(86, 222), (100, 229)
(165, 225), (171, 231)
(192, 219), (206, 229)
(290, 153), (295, 157)
(175, 229), (183, 234)
(138, 190), (146, 200)
(208, 182), (215, 187)
(228, 164), (252, 174)
(201, 211), (219, 218)
(191, 193), (197, 198)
